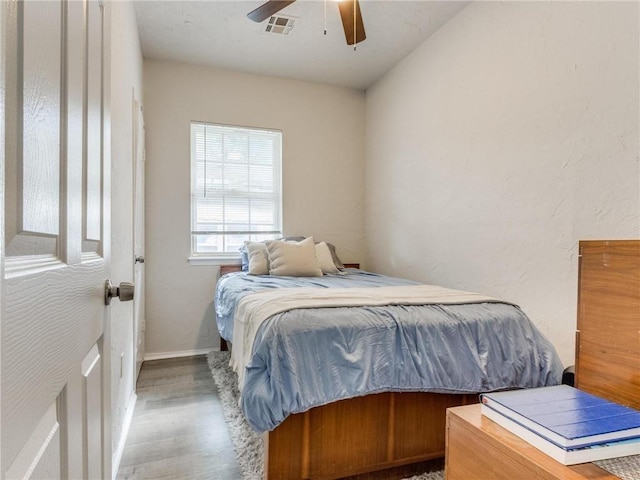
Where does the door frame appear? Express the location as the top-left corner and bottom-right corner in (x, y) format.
(132, 94), (145, 381)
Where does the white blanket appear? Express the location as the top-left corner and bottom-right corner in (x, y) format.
(229, 284), (506, 389)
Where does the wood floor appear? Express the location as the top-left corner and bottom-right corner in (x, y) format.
(117, 355), (243, 480)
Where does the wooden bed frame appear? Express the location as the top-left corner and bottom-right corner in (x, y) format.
(218, 264), (479, 479)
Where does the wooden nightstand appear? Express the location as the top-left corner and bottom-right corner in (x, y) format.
(445, 404), (618, 480)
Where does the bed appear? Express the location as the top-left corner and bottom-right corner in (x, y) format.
(215, 238), (564, 479)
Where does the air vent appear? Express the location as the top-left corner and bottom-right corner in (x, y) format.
(264, 15), (295, 36)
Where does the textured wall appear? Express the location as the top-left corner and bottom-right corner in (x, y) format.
(144, 61), (365, 356)
(365, 1), (639, 365)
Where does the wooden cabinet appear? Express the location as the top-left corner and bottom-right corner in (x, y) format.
(445, 405), (617, 480)
(576, 240), (640, 410)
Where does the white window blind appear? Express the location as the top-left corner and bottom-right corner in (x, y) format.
(190, 122), (282, 256)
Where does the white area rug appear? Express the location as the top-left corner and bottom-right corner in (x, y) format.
(594, 454), (640, 480)
(207, 350), (444, 480)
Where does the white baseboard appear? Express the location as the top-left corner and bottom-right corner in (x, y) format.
(143, 348), (218, 361)
(112, 391), (137, 479)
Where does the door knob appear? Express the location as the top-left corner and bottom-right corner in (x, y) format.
(135, 256), (145, 264)
(105, 280), (135, 305)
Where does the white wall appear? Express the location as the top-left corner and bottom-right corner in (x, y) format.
(143, 61), (365, 356)
(110, 0), (143, 470)
(365, 1), (639, 366)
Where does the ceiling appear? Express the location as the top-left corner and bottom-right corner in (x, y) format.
(134, 1), (470, 90)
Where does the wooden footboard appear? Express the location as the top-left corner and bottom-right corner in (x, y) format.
(264, 391), (478, 480)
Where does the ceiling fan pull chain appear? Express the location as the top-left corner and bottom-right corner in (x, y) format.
(324, 0), (327, 35)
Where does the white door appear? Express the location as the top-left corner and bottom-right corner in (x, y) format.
(133, 98), (145, 379)
(1, 1), (112, 479)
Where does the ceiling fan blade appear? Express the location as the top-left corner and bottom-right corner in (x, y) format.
(247, 0), (296, 23)
(337, 0), (366, 46)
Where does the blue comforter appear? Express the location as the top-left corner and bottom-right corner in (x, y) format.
(215, 270), (564, 432)
(215, 269), (417, 342)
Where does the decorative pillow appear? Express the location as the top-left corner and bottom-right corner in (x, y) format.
(281, 236), (344, 269)
(324, 242), (345, 269)
(267, 237), (323, 277)
(315, 242), (340, 274)
(245, 241), (269, 275)
(240, 245), (249, 272)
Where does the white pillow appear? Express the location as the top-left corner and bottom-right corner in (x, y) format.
(267, 237), (323, 277)
(315, 242), (340, 274)
(245, 241), (269, 275)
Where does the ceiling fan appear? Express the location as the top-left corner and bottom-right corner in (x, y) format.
(247, 0), (366, 47)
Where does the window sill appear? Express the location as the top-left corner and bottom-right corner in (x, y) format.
(188, 256), (241, 266)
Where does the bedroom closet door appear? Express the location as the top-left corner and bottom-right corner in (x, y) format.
(0, 1), (112, 478)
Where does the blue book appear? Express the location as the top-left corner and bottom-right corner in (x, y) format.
(481, 403), (640, 465)
(480, 385), (640, 449)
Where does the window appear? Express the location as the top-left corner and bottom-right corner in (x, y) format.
(190, 122), (282, 258)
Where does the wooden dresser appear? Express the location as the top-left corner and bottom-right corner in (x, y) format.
(446, 239), (640, 479)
